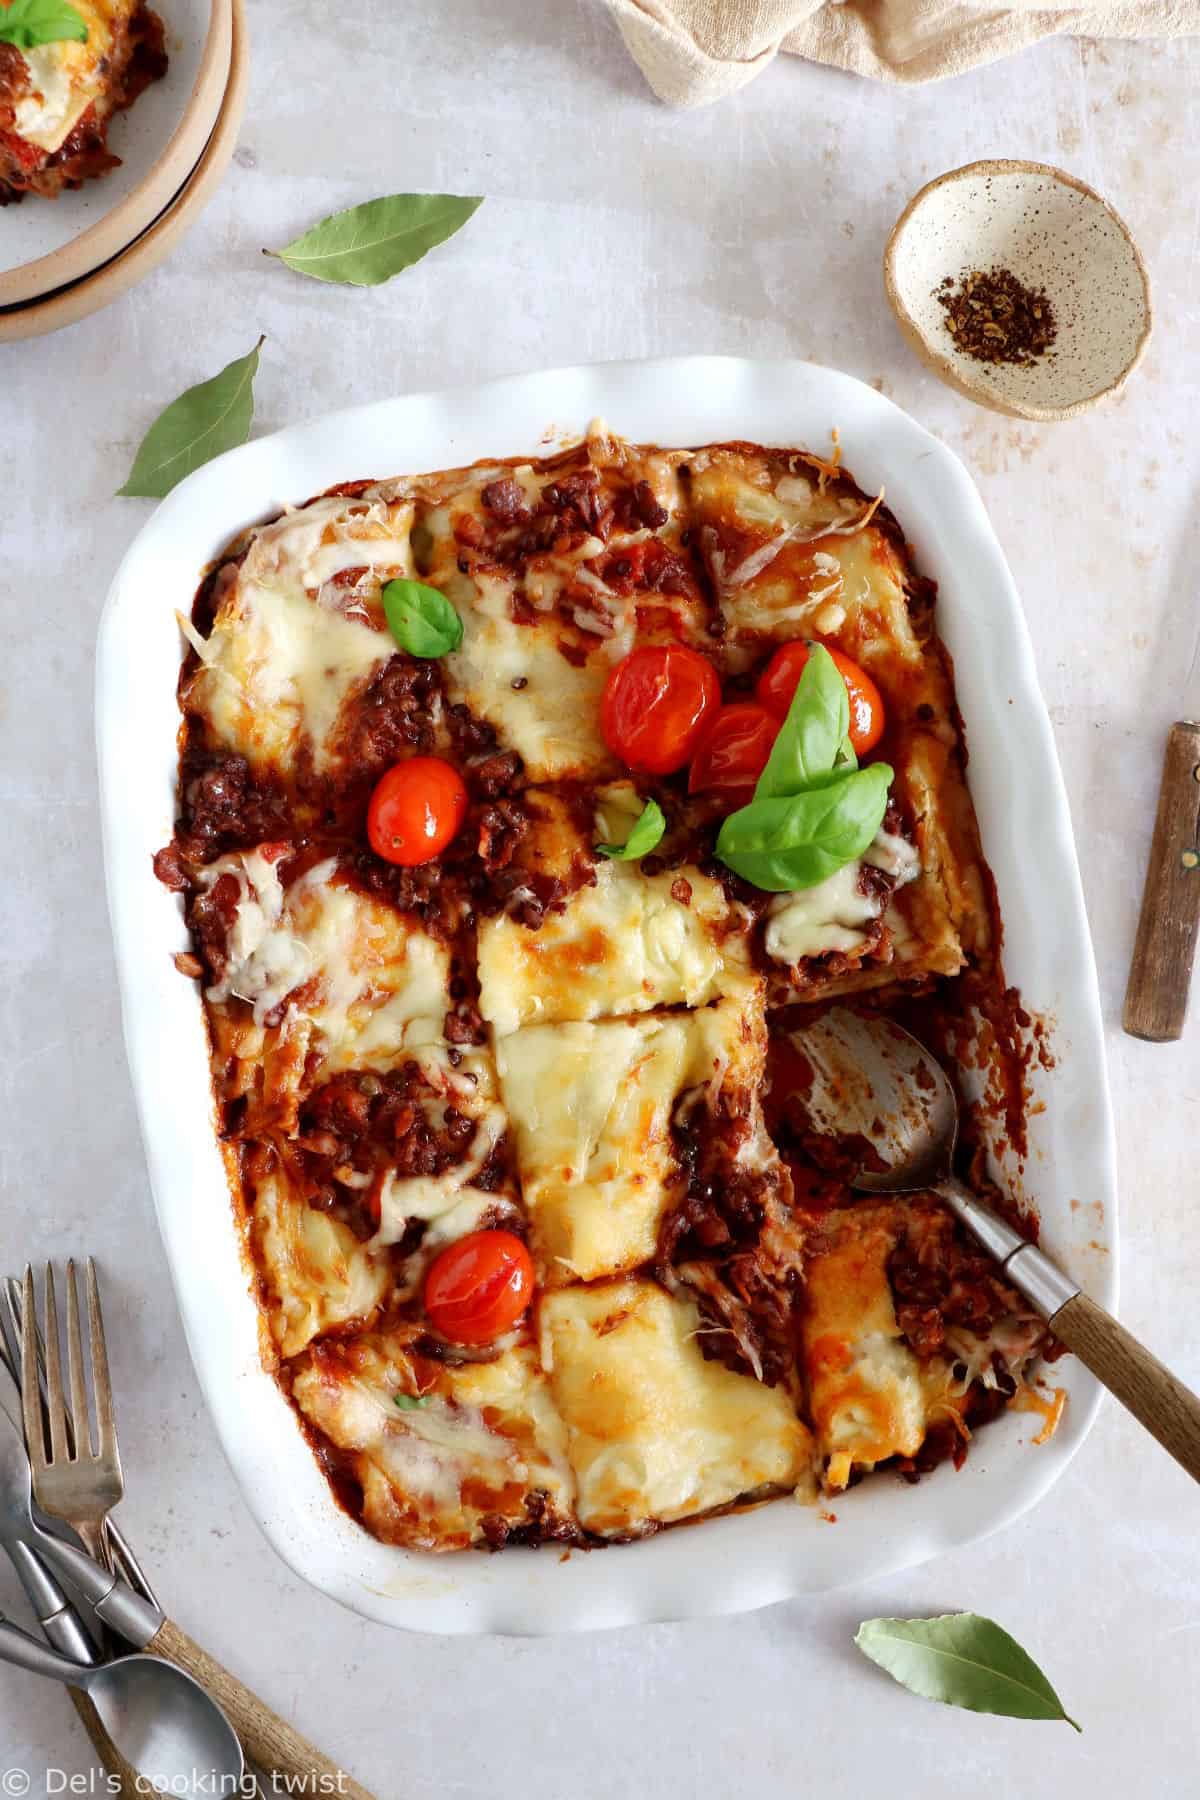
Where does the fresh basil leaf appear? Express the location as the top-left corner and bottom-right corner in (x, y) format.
(597, 799), (666, 861)
(0, 0), (87, 49)
(393, 1394), (431, 1412)
(118, 339), (263, 499)
(268, 194), (483, 287)
(835, 735), (858, 771)
(755, 644), (849, 800)
(716, 762), (892, 892)
(382, 578), (463, 658)
(855, 1615), (1081, 1731)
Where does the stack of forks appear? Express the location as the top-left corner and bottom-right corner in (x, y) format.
(0, 1258), (374, 1798)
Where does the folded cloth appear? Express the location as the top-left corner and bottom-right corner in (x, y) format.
(605, 0), (1199, 104)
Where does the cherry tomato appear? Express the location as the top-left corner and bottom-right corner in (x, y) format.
(366, 757), (468, 866)
(756, 641), (885, 756)
(688, 703), (779, 800)
(601, 644), (720, 774)
(423, 1230), (535, 1344)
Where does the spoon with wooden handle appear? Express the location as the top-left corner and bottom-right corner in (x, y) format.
(787, 1007), (1200, 1483)
(17, 1517), (375, 1799)
(1124, 719), (1200, 1042)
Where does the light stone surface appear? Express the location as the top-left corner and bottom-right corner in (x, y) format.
(1, 5), (1198, 1793)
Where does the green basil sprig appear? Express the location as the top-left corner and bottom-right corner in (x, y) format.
(755, 642), (853, 798)
(382, 578), (463, 658)
(716, 643), (891, 893)
(856, 1615), (1081, 1730)
(267, 194), (483, 288)
(118, 340), (263, 499)
(597, 799), (665, 862)
(717, 765), (892, 892)
(393, 1394), (432, 1412)
(0, 0), (87, 49)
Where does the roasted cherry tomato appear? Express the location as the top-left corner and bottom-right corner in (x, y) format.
(366, 757), (468, 866)
(422, 1230), (535, 1344)
(688, 703), (779, 800)
(601, 644), (720, 774)
(756, 640), (885, 756)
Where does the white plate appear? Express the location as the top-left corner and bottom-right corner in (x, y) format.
(96, 358), (1118, 1636)
(0, 0), (227, 306)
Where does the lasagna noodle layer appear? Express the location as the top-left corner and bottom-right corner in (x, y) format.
(800, 1204), (959, 1493)
(292, 1333), (576, 1551)
(539, 1278), (813, 1536)
(496, 984), (767, 1283)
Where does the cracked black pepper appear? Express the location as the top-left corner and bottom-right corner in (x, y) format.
(935, 268), (1058, 368)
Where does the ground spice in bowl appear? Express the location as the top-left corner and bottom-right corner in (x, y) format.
(934, 267), (1058, 367)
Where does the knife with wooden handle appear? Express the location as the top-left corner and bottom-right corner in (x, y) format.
(1123, 719), (1200, 1042)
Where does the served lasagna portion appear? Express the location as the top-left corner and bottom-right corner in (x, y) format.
(156, 428), (1056, 1553)
(0, 0), (166, 203)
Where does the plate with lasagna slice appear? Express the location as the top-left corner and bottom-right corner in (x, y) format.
(98, 358), (1117, 1633)
(0, 0), (228, 307)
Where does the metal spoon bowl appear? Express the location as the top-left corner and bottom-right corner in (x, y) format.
(786, 1006), (1200, 1484)
(0, 1620), (244, 1787)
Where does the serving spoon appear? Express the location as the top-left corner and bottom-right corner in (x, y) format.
(0, 1616), (244, 1788)
(787, 1008), (1200, 1483)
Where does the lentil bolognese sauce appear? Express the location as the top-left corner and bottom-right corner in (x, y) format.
(155, 427), (1059, 1553)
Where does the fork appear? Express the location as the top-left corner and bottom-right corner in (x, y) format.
(18, 1259), (372, 1798)
(0, 1276), (156, 1606)
(2, 1269), (142, 1796)
(20, 1262), (123, 1567)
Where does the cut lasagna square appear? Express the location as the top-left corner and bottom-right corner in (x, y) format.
(801, 1202), (1048, 1493)
(539, 1278), (812, 1537)
(477, 851), (747, 1035)
(495, 985), (765, 1283)
(405, 448), (715, 784)
(189, 848), (452, 1130)
(159, 427), (1048, 1558)
(181, 495), (414, 779)
(292, 1332), (576, 1551)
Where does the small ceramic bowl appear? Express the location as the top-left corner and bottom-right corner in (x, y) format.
(0, 0), (246, 343)
(884, 159), (1152, 422)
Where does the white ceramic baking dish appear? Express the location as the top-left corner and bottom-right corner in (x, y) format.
(96, 358), (1118, 1635)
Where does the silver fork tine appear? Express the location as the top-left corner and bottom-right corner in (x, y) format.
(5, 1271), (158, 1610)
(65, 1261), (92, 1462)
(20, 1266), (46, 1477)
(85, 1260), (118, 1470)
(41, 1264), (70, 1466)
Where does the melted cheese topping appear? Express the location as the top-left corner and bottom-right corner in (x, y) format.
(496, 989), (763, 1283)
(477, 858), (745, 1036)
(801, 1206), (953, 1492)
(765, 829), (921, 966)
(8, 0), (127, 151)
(371, 1103), (509, 1249)
(439, 565), (619, 781)
(540, 1279), (812, 1536)
(253, 1173), (389, 1358)
(202, 853), (448, 1066)
(292, 1337), (575, 1549)
(186, 497), (412, 773)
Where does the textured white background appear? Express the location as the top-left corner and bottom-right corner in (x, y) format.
(2, 3), (1199, 1793)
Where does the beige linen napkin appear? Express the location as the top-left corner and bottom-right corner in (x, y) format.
(606, 0), (1199, 104)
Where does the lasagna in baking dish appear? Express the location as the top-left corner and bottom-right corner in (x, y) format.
(0, 0), (166, 203)
(156, 428), (1055, 1552)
